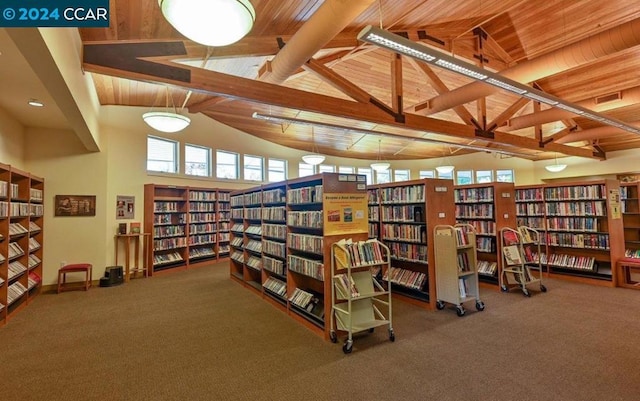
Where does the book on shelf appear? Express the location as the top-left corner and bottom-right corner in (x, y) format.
(334, 273), (360, 299)
(502, 245), (523, 265)
(118, 223), (127, 235)
(518, 226), (535, 243)
(502, 230), (519, 246)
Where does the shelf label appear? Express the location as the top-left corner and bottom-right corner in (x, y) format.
(435, 186), (448, 192)
(438, 212), (446, 218)
(503, 213), (509, 219)
(501, 192), (511, 198)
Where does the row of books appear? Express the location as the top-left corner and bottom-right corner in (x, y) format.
(378, 185), (425, 204)
(459, 278), (470, 298)
(289, 287), (320, 311)
(231, 223), (244, 232)
(367, 189), (379, 204)
(29, 238), (40, 251)
(262, 224), (286, 240)
(456, 204), (494, 219)
(154, 201), (182, 212)
(246, 255), (262, 270)
(368, 206), (379, 221)
(188, 212), (217, 223)
(516, 203), (545, 215)
(154, 213), (186, 225)
(545, 217), (601, 232)
(262, 239), (286, 258)
(231, 209), (244, 219)
(28, 254), (41, 269)
(454, 187), (494, 203)
(335, 239), (385, 267)
(381, 223), (426, 243)
(188, 203), (216, 212)
(262, 188), (286, 205)
(153, 225), (185, 238)
(287, 211), (323, 229)
(188, 248), (216, 259)
(287, 254), (324, 281)
(454, 227), (471, 246)
(153, 237), (187, 251)
(188, 234), (217, 245)
(246, 225), (262, 235)
(287, 185), (323, 204)
(476, 237), (496, 253)
(625, 249), (640, 258)
(10, 202), (33, 217)
(379, 205), (424, 222)
(457, 252), (471, 272)
(387, 242), (427, 264)
(537, 253), (596, 270)
(262, 206), (286, 221)
(9, 223), (29, 236)
(8, 242), (25, 259)
(243, 191), (263, 206)
(263, 255), (285, 275)
(188, 223), (219, 234)
(382, 266), (427, 291)
(545, 232), (610, 250)
(477, 260), (498, 276)
(288, 233), (323, 255)
(27, 272), (41, 289)
(230, 194), (244, 207)
(368, 223), (379, 239)
(544, 185), (605, 201)
(333, 273), (360, 299)
(515, 188), (544, 202)
(153, 252), (183, 266)
(264, 276), (287, 297)
(188, 190), (222, 201)
(244, 208), (262, 220)
(230, 251), (244, 263)
(8, 282), (27, 305)
(245, 239), (262, 253)
(545, 201), (606, 216)
(463, 221), (494, 236)
(8, 261), (27, 280)
(0, 181), (6, 197)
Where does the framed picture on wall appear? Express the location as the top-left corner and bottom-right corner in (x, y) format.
(55, 195), (96, 217)
(116, 195), (135, 219)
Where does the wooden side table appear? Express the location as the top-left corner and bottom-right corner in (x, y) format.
(115, 233), (151, 282)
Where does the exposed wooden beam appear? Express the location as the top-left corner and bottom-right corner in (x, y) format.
(82, 42), (600, 159)
(391, 53), (403, 115)
(487, 97), (529, 131)
(302, 58), (372, 103)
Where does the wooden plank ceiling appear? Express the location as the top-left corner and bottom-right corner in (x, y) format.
(79, 0), (640, 162)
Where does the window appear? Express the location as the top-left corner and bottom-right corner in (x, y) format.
(184, 144), (211, 176)
(318, 164), (335, 173)
(357, 167), (373, 185)
(496, 169), (515, 183)
(244, 154), (264, 182)
(437, 169), (454, 180)
(338, 166), (355, 174)
(419, 170), (435, 179)
(216, 150), (239, 180)
(268, 159), (287, 182)
(376, 170), (391, 184)
(394, 169), (410, 182)
(299, 163), (315, 177)
(456, 170), (474, 185)
(476, 170), (493, 183)
(147, 136), (178, 173)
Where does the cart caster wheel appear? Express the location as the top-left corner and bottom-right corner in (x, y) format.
(330, 331), (337, 343)
(342, 341), (353, 354)
(475, 301), (485, 311)
(456, 306), (465, 317)
(522, 289), (531, 297)
(540, 284), (547, 293)
(436, 300), (445, 310)
(500, 285), (509, 293)
(368, 327), (375, 333)
(389, 329), (395, 342)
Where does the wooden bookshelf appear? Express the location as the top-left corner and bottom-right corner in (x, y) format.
(144, 184), (231, 276)
(230, 173), (369, 340)
(617, 182), (640, 288)
(368, 178), (455, 309)
(454, 182), (517, 286)
(515, 179), (624, 286)
(0, 163), (44, 326)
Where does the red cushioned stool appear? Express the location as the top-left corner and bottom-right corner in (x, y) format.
(57, 263), (93, 293)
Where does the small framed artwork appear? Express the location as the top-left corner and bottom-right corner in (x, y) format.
(116, 195), (135, 219)
(55, 195), (96, 217)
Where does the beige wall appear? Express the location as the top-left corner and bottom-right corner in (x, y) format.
(0, 107), (25, 167)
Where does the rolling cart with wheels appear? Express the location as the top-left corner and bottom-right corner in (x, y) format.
(330, 239), (394, 354)
(433, 224), (485, 317)
(499, 226), (547, 297)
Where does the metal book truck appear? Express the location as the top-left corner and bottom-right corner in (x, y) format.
(433, 224), (485, 317)
(499, 226), (547, 297)
(330, 238), (394, 354)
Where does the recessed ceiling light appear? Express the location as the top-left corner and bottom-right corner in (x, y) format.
(28, 99), (44, 107)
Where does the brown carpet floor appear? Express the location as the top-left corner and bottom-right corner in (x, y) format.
(1, 262), (639, 401)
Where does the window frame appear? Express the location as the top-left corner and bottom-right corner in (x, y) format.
(243, 154), (264, 182)
(184, 143), (211, 177)
(268, 158), (287, 183)
(216, 150), (240, 180)
(147, 135), (179, 174)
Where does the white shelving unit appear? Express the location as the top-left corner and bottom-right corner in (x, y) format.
(499, 226), (547, 297)
(330, 239), (394, 354)
(433, 224), (485, 317)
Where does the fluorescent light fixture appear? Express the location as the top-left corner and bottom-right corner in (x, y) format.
(301, 154), (325, 165)
(357, 25), (640, 136)
(143, 111), (191, 133)
(435, 165), (455, 174)
(545, 163), (567, 172)
(371, 162), (391, 172)
(28, 99), (44, 107)
(158, 0), (255, 47)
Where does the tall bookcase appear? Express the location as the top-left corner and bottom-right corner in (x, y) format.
(229, 173), (369, 340)
(454, 182), (517, 286)
(0, 163), (44, 326)
(143, 184), (231, 276)
(367, 178), (455, 309)
(515, 179), (624, 286)
(621, 182), (640, 259)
